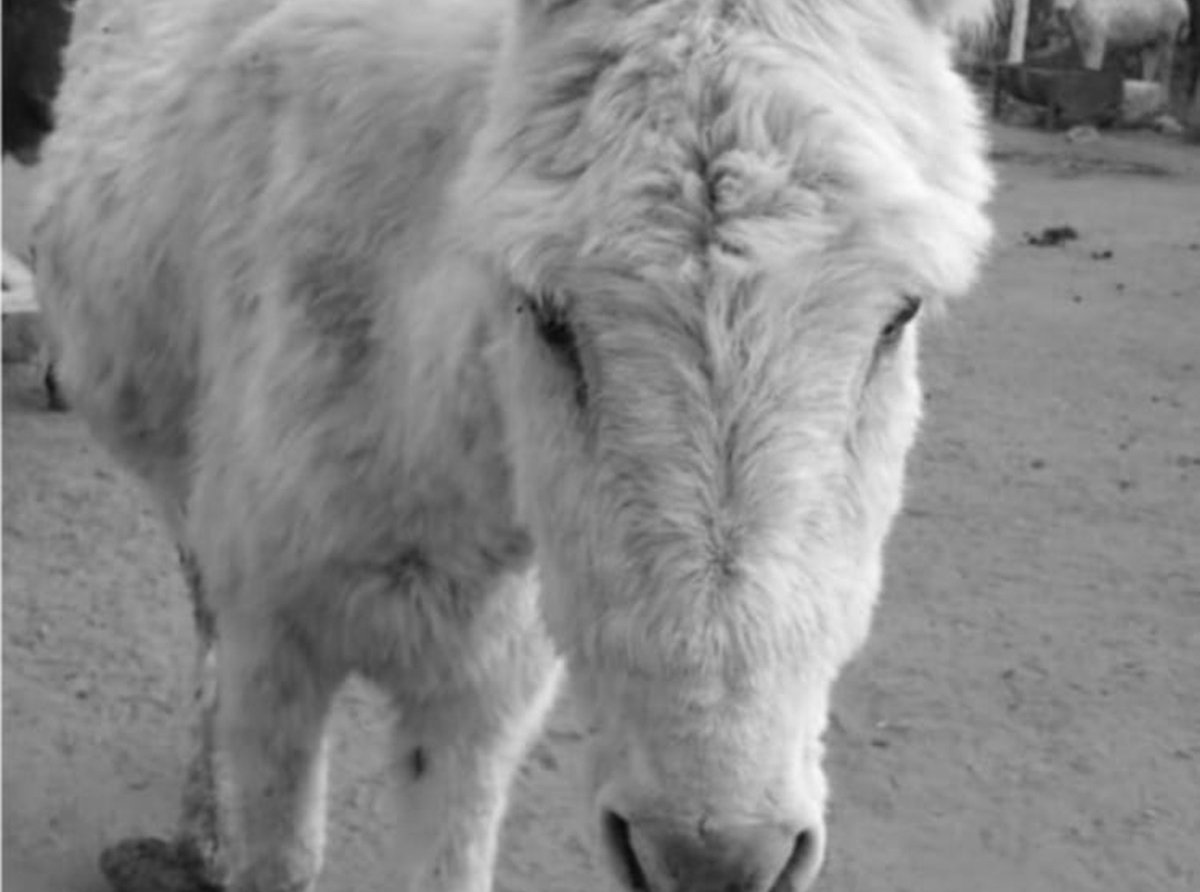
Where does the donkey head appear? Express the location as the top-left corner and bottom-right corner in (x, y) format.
(459, 1), (994, 889)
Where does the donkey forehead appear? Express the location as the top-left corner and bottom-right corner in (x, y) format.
(461, 0), (992, 303)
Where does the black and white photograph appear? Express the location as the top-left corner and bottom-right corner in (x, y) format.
(3, 1), (1198, 890)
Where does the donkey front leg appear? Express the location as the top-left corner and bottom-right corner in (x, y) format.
(175, 547), (222, 881)
(216, 610), (342, 892)
(388, 633), (562, 892)
(99, 547), (225, 892)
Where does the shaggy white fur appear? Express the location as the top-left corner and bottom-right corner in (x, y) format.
(35, 1), (994, 891)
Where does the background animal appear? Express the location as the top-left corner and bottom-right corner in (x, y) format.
(1056, 0), (1189, 88)
(33, 1), (995, 891)
(1006, 0), (1189, 92)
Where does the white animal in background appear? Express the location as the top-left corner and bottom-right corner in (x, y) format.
(1007, 0), (1189, 92)
(1058, 0), (1189, 86)
(34, 1), (995, 891)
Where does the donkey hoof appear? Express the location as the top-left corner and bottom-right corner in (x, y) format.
(99, 837), (222, 892)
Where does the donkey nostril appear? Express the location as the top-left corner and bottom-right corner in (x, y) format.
(603, 810), (650, 892)
(777, 825), (825, 892)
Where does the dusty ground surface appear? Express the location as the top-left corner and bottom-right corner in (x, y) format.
(4, 123), (1200, 892)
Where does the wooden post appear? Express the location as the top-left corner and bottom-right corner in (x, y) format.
(1008, 0), (1031, 64)
(1189, 0), (1200, 141)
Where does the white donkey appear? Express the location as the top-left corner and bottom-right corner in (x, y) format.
(34, 1), (995, 891)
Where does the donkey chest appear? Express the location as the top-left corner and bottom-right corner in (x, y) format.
(293, 520), (538, 691)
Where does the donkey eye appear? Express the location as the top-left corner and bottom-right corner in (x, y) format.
(522, 295), (588, 408)
(878, 295), (922, 347)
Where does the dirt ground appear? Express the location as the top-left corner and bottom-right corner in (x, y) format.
(4, 123), (1200, 892)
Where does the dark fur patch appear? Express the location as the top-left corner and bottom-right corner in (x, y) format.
(177, 547), (216, 644)
(480, 528), (536, 574)
(544, 46), (621, 112)
(114, 378), (145, 434)
(43, 362), (66, 411)
(408, 747), (428, 780)
(515, 45), (622, 179)
(383, 547), (433, 586)
(289, 252), (377, 380)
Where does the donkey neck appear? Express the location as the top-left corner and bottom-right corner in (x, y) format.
(371, 225), (528, 573)
(363, 10), (538, 575)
